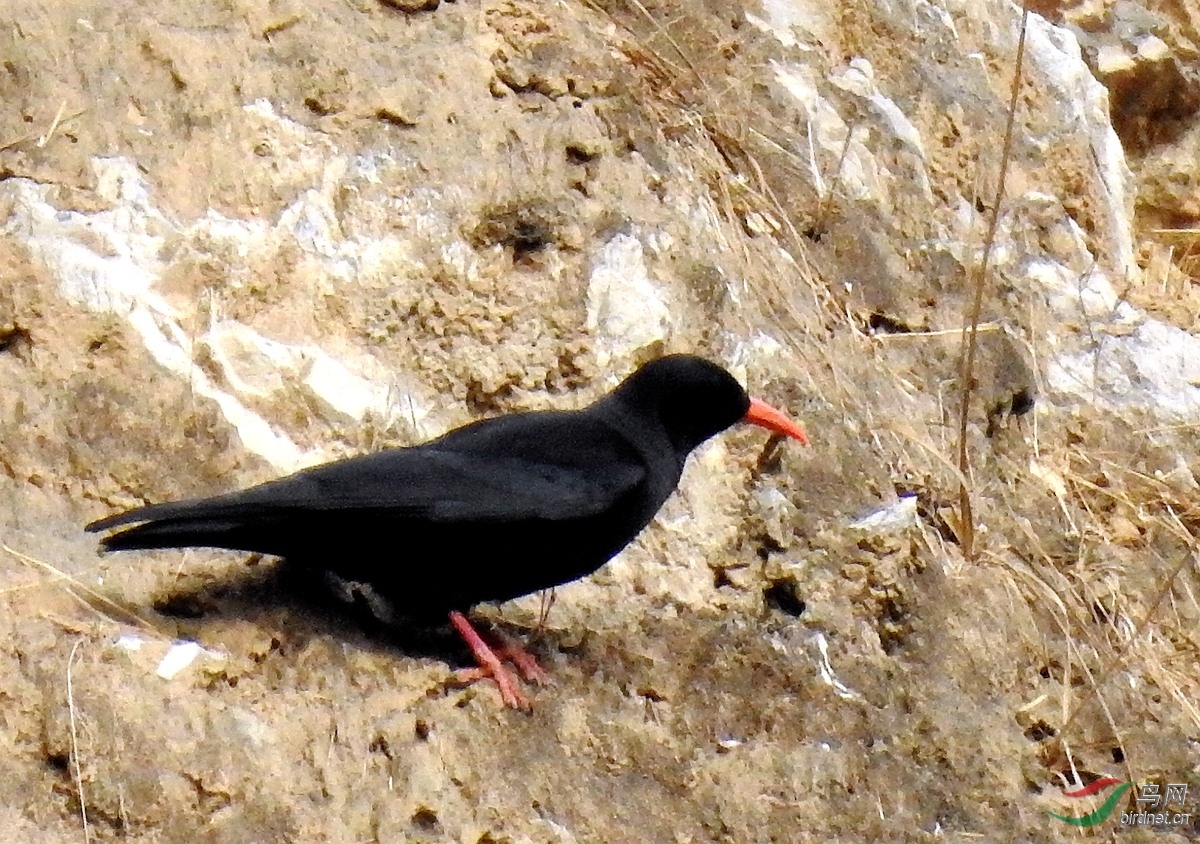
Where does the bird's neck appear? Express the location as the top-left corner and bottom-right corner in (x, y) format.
(592, 395), (688, 477)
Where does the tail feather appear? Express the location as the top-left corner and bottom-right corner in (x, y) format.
(87, 504), (181, 534)
(97, 517), (270, 554)
(86, 494), (252, 534)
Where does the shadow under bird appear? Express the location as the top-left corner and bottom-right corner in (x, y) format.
(87, 354), (809, 707)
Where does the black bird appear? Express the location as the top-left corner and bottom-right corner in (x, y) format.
(87, 354), (808, 707)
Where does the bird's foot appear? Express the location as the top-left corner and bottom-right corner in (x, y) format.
(454, 633), (552, 687)
(446, 609), (530, 710)
(490, 630), (552, 686)
(447, 611), (540, 709)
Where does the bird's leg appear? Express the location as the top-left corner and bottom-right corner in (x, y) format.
(447, 611), (530, 709)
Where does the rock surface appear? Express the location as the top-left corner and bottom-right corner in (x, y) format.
(1, 0), (1198, 841)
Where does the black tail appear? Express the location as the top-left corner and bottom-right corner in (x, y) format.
(86, 497), (241, 535)
(86, 488), (290, 554)
(95, 517), (259, 553)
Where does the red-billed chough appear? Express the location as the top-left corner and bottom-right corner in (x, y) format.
(87, 354), (808, 707)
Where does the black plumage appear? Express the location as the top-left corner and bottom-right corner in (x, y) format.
(87, 354), (808, 706)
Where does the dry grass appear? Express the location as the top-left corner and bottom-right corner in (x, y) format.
(65, 637), (91, 844)
(1134, 228), (1200, 332)
(2, 544), (164, 635)
(1148, 228), (1200, 284)
(955, 4), (1031, 561)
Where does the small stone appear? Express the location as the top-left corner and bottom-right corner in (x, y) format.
(376, 83), (425, 127)
(539, 75), (569, 98)
(380, 0), (439, 11)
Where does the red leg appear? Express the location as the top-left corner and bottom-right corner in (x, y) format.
(448, 611), (530, 709)
(489, 629), (552, 685)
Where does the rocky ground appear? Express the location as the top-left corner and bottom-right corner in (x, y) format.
(1, 0), (1199, 841)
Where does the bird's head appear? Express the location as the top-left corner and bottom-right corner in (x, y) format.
(609, 354), (809, 456)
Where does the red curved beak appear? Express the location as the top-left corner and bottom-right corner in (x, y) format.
(743, 397), (809, 445)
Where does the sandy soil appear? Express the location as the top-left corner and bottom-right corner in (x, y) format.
(1, 0), (1198, 842)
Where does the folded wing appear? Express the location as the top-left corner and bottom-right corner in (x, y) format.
(87, 414), (646, 554)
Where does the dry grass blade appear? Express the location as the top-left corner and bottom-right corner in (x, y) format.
(876, 323), (1001, 340)
(66, 638), (91, 844)
(0, 107), (86, 152)
(1, 544), (163, 635)
(956, 4), (1031, 560)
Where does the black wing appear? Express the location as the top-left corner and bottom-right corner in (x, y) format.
(86, 411), (646, 543)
